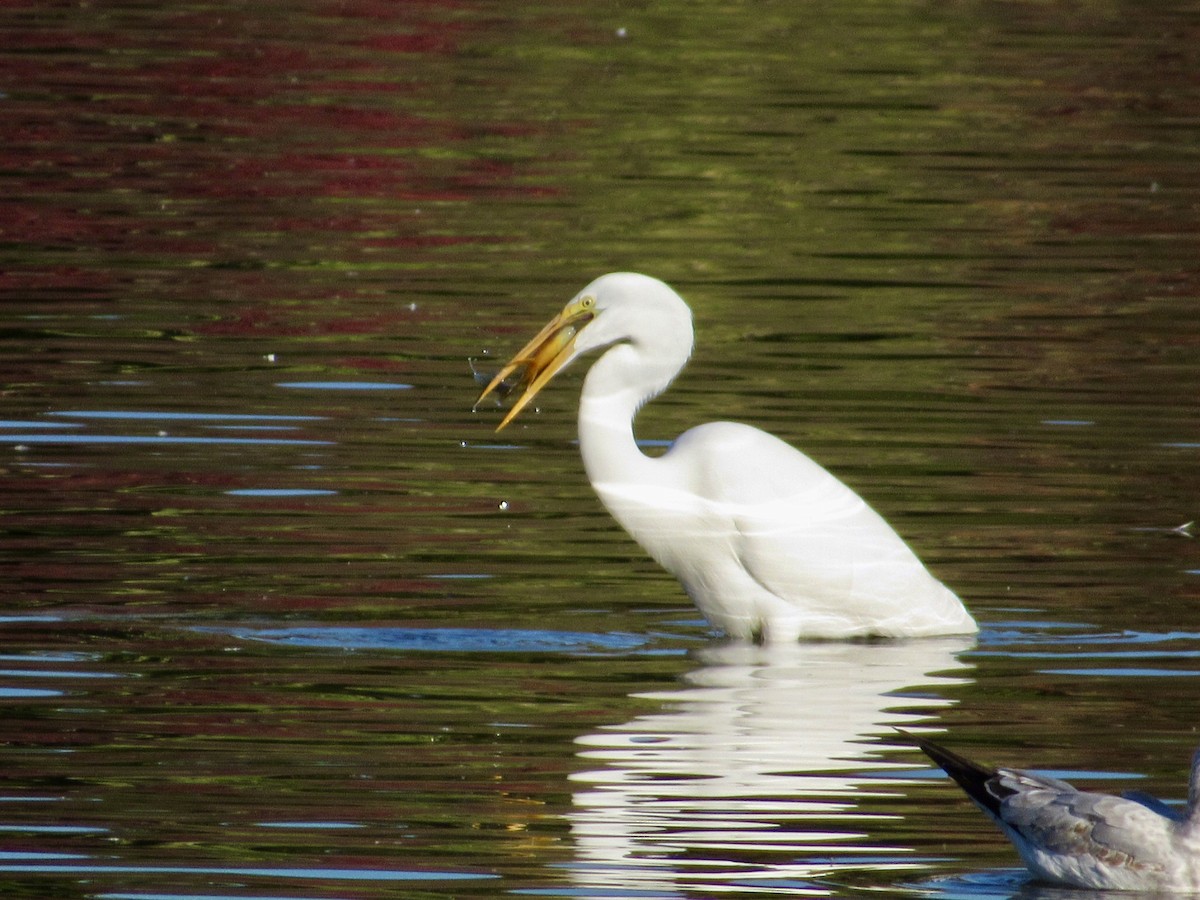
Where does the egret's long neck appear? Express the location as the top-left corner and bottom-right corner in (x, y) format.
(577, 342), (682, 489)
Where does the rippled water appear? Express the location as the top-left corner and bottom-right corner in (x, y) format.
(3, 1), (1198, 897)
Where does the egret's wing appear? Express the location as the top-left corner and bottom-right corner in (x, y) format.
(732, 481), (903, 606)
(677, 423), (956, 630)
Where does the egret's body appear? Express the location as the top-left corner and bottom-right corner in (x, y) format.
(477, 273), (976, 642)
(909, 733), (1200, 891)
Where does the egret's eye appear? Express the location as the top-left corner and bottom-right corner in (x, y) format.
(580, 296), (595, 309)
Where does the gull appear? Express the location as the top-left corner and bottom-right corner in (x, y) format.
(905, 731), (1200, 891)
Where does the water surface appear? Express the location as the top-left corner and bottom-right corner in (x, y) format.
(2, 1), (1198, 897)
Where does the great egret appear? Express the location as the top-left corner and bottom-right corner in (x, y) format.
(907, 732), (1200, 891)
(476, 273), (977, 642)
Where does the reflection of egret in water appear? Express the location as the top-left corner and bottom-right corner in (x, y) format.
(567, 638), (974, 895)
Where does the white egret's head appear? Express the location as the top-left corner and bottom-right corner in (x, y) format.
(476, 272), (692, 431)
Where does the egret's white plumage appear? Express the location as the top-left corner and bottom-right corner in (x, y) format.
(476, 273), (976, 642)
(908, 732), (1200, 891)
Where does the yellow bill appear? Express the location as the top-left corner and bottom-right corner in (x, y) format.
(475, 297), (595, 430)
